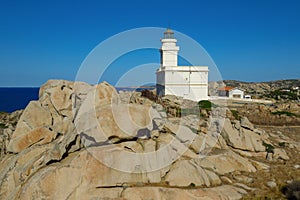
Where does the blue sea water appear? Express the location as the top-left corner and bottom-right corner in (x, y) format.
(0, 88), (40, 113)
(0, 87), (155, 113)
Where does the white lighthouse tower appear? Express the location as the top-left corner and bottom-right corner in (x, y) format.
(156, 28), (209, 101)
(160, 28), (179, 67)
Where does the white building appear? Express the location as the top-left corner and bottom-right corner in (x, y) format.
(229, 88), (244, 98)
(156, 29), (209, 101)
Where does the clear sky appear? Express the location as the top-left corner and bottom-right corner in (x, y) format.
(0, 0), (300, 86)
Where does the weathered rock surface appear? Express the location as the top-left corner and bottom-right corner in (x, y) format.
(195, 149), (257, 175)
(165, 159), (221, 187)
(122, 185), (247, 200)
(273, 148), (290, 160)
(7, 101), (53, 153)
(240, 116), (255, 130)
(221, 118), (266, 152)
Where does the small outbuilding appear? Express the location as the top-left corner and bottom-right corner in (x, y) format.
(218, 86), (244, 98)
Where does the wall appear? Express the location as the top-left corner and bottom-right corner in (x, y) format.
(157, 66), (208, 101)
(156, 70), (165, 96)
(229, 89), (244, 98)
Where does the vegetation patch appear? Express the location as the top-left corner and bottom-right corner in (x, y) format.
(281, 180), (300, 200)
(271, 111), (299, 117)
(263, 141), (275, 153)
(278, 142), (286, 148)
(0, 123), (8, 129)
(180, 107), (199, 116)
(231, 110), (241, 120)
(189, 183), (196, 188)
(265, 90), (298, 100)
(198, 100), (216, 111)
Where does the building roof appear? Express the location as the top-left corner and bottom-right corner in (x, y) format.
(218, 86), (245, 92)
(218, 86), (235, 91)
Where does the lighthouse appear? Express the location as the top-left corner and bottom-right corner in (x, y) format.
(156, 28), (209, 101)
(160, 28), (179, 67)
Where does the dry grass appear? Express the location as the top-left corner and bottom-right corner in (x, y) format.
(241, 126), (300, 199)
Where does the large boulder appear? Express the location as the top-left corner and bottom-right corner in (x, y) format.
(7, 101), (52, 153)
(76, 103), (155, 144)
(273, 148), (290, 160)
(221, 118), (266, 152)
(240, 116), (255, 130)
(165, 159), (221, 187)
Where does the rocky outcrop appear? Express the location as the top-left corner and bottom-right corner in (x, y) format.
(7, 80), (77, 153)
(221, 118), (267, 152)
(1, 80), (296, 200)
(223, 79), (300, 97)
(237, 103), (300, 126)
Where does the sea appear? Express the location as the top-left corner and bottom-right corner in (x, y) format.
(0, 87), (155, 113)
(0, 88), (40, 113)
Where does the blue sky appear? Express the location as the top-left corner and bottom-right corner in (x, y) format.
(0, 0), (300, 86)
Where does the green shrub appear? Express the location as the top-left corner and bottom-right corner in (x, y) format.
(198, 100), (217, 111)
(279, 142), (286, 147)
(0, 123), (8, 129)
(271, 111), (298, 117)
(281, 180), (300, 200)
(176, 108), (181, 117)
(231, 110), (241, 120)
(266, 90), (298, 100)
(189, 183), (196, 188)
(198, 100), (212, 109)
(263, 141), (274, 153)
